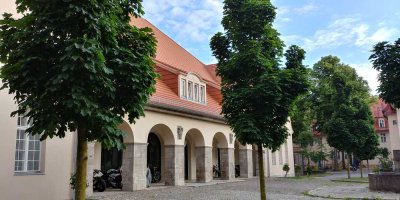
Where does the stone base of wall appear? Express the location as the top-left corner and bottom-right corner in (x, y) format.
(369, 173), (400, 193)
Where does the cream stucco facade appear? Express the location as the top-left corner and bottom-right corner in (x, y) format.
(0, 84), (296, 200)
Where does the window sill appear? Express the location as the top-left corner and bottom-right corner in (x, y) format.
(14, 172), (45, 176)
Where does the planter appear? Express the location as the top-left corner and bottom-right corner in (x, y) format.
(369, 173), (400, 193)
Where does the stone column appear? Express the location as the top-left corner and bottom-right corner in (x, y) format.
(196, 146), (213, 182)
(122, 143), (147, 190)
(239, 149), (253, 178)
(86, 142), (95, 197)
(220, 148), (235, 180)
(121, 143), (134, 191)
(254, 149), (259, 176)
(164, 145), (185, 186)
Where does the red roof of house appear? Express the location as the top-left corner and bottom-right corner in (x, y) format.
(130, 18), (222, 118)
(370, 99), (390, 133)
(370, 99), (387, 118)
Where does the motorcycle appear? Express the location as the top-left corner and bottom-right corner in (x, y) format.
(235, 165), (240, 178)
(103, 168), (123, 189)
(151, 166), (161, 183)
(93, 169), (106, 192)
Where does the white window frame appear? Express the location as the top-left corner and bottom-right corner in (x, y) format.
(381, 133), (387, 143)
(200, 85), (205, 103)
(272, 151), (276, 165)
(279, 148), (283, 165)
(378, 118), (385, 128)
(179, 73), (206, 104)
(180, 78), (187, 99)
(15, 114), (42, 173)
(188, 81), (193, 100)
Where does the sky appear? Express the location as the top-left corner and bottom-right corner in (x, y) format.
(2, 0), (400, 95)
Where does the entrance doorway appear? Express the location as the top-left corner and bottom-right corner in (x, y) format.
(184, 144), (189, 180)
(147, 132), (161, 182)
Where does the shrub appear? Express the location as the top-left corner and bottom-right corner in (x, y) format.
(283, 163), (290, 177)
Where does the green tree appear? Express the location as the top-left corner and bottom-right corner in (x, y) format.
(370, 38), (400, 108)
(210, 1), (308, 199)
(0, 1), (157, 199)
(353, 131), (380, 177)
(313, 57), (375, 179)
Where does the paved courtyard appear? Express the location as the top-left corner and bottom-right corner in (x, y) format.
(91, 172), (400, 200)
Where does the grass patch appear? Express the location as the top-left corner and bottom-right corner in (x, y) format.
(331, 177), (369, 183)
(284, 173), (332, 179)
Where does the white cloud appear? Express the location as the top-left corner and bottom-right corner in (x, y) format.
(285, 17), (399, 52)
(294, 2), (317, 15)
(350, 63), (379, 95)
(143, 0), (223, 43)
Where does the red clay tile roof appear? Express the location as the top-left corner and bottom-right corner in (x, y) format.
(130, 17), (222, 118)
(130, 18), (218, 85)
(383, 103), (396, 116)
(370, 99), (387, 118)
(370, 99), (389, 133)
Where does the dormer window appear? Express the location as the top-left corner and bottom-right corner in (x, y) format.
(179, 73), (206, 104)
(378, 118), (385, 128)
(188, 81), (193, 100)
(180, 79), (187, 98)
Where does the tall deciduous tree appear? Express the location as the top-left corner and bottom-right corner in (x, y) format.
(370, 38), (400, 108)
(210, 1), (308, 199)
(353, 130), (380, 178)
(0, 1), (157, 199)
(313, 56), (377, 179)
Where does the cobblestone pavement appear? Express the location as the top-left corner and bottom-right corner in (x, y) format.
(91, 172), (400, 200)
(91, 177), (328, 200)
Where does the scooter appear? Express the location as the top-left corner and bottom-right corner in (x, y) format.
(93, 169), (107, 192)
(103, 169), (123, 189)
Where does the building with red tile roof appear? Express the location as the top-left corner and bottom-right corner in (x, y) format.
(0, 17), (296, 200)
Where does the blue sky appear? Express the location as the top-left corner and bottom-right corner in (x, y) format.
(142, 0), (400, 95)
(2, 0), (400, 94)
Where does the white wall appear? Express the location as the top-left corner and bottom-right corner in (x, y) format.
(0, 89), (75, 200)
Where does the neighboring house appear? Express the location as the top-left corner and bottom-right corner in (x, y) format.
(368, 99), (392, 166)
(294, 99), (400, 171)
(0, 18), (296, 200)
(383, 105), (400, 172)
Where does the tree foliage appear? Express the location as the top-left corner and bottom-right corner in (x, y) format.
(210, 1), (308, 199)
(370, 38), (400, 108)
(311, 56), (378, 178)
(0, 0), (156, 149)
(210, 0), (308, 151)
(0, 1), (157, 199)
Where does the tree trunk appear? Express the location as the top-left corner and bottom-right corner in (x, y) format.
(347, 153), (351, 179)
(342, 151), (346, 170)
(360, 160), (363, 178)
(333, 149), (338, 171)
(367, 160), (370, 173)
(75, 125), (88, 200)
(257, 145), (266, 200)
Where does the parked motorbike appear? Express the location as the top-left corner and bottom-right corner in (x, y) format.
(350, 165), (357, 172)
(103, 169), (123, 189)
(235, 165), (240, 178)
(93, 169), (106, 192)
(151, 166), (161, 183)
